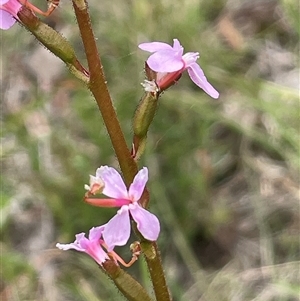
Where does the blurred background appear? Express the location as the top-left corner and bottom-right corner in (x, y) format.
(1, 0), (299, 300)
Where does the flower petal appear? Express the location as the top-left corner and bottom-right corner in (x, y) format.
(56, 233), (86, 252)
(182, 52), (199, 67)
(56, 227), (109, 266)
(88, 225), (106, 241)
(0, 10), (17, 30)
(103, 206), (131, 251)
(96, 166), (128, 199)
(85, 175), (105, 194)
(172, 39), (183, 52)
(139, 41), (173, 53)
(147, 51), (184, 73)
(128, 167), (148, 201)
(187, 63), (219, 99)
(130, 204), (160, 241)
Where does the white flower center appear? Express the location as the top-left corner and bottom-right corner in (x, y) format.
(182, 52), (199, 67)
(141, 80), (160, 93)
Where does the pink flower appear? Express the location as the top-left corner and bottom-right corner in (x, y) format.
(138, 39), (219, 99)
(0, 0), (22, 30)
(56, 225), (109, 266)
(85, 166), (160, 251)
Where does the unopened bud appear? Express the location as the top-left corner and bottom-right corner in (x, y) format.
(18, 7), (77, 64)
(133, 92), (159, 138)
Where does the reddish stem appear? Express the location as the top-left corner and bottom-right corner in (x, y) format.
(72, 0), (137, 186)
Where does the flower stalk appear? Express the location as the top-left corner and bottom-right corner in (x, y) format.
(71, 2), (172, 300)
(72, 0), (138, 186)
(141, 241), (172, 301)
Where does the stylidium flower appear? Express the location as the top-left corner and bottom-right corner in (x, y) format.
(138, 39), (219, 99)
(0, 0), (22, 30)
(85, 166), (160, 251)
(56, 225), (109, 266)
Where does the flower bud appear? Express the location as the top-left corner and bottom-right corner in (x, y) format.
(18, 6), (77, 64)
(133, 91), (159, 138)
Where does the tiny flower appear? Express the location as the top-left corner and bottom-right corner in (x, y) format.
(139, 39), (219, 99)
(56, 225), (109, 266)
(85, 166), (160, 251)
(0, 0), (22, 30)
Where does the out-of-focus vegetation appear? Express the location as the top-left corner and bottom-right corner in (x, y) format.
(1, 0), (299, 300)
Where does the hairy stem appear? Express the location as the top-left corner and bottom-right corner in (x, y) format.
(72, 0), (137, 185)
(72, 1), (171, 300)
(103, 261), (154, 301)
(142, 241), (172, 301)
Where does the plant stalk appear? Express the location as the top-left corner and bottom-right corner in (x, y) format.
(72, 0), (137, 185)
